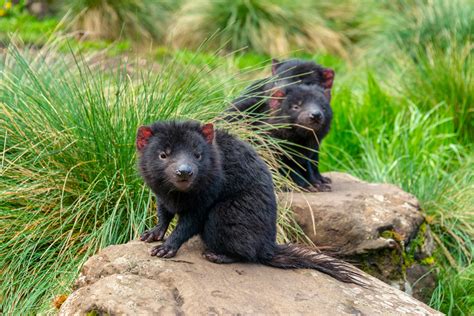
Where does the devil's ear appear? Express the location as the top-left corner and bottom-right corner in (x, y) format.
(269, 89), (285, 110)
(136, 126), (153, 152)
(201, 123), (215, 144)
(271, 59), (280, 76)
(322, 68), (335, 89)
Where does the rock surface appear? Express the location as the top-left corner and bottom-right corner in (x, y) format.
(60, 238), (441, 315)
(279, 172), (436, 300)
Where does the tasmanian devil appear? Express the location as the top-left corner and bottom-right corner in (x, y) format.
(227, 58), (335, 116)
(136, 120), (364, 285)
(225, 59), (334, 191)
(265, 84), (333, 192)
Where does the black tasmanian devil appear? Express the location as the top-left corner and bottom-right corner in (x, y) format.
(225, 59), (335, 191)
(265, 84), (333, 192)
(136, 120), (364, 285)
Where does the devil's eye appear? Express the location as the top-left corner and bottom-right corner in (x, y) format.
(194, 153), (202, 160)
(159, 152), (167, 159)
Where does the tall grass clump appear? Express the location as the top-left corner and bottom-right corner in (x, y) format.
(308, 0), (387, 44)
(374, 0), (473, 58)
(168, 0), (349, 57)
(0, 45), (223, 313)
(395, 43), (473, 142)
(57, 0), (174, 41)
(368, 0), (473, 141)
(431, 253), (474, 314)
(0, 44), (299, 313)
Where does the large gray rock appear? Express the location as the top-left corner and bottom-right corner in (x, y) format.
(280, 172), (436, 300)
(60, 238), (441, 315)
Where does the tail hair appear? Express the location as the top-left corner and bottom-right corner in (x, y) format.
(264, 244), (368, 286)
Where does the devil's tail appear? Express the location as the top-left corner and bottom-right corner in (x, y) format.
(263, 244), (367, 286)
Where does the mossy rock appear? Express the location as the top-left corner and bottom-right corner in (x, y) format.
(281, 172), (437, 302)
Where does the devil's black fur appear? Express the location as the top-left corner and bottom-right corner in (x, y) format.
(137, 120), (364, 285)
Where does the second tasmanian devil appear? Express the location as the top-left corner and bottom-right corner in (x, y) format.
(265, 84), (333, 192)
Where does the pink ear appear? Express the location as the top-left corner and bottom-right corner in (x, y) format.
(322, 68), (335, 89)
(271, 59), (280, 75)
(136, 126), (153, 151)
(201, 123), (214, 144)
(269, 89), (285, 110)
(323, 89), (332, 102)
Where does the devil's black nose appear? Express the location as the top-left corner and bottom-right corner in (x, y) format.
(309, 111), (323, 122)
(176, 164), (194, 178)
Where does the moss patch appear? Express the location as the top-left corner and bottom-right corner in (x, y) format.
(353, 221), (436, 293)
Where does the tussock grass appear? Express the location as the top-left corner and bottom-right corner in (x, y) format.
(0, 44), (297, 313)
(59, 0), (174, 41)
(1, 2), (473, 310)
(431, 259), (474, 314)
(167, 0), (349, 57)
(394, 43), (474, 142)
(351, 0), (473, 307)
(372, 0), (473, 59)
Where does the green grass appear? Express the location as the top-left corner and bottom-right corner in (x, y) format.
(0, 13), (59, 45)
(431, 264), (474, 315)
(0, 1), (473, 314)
(168, 0), (352, 57)
(1, 44), (472, 314)
(395, 43), (473, 142)
(57, 0), (175, 41)
(321, 74), (473, 315)
(370, 0), (473, 61)
(0, 44), (224, 312)
(0, 44), (302, 313)
(388, 0), (473, 56)
(368, 0), (474, 142)
(0, 11), (135, 57)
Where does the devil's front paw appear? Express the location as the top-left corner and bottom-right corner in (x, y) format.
(150, 243), (178, 258)
(140, 226), (166, 242)
(320, 176), (332, 184)
(308, 180), (332, 192)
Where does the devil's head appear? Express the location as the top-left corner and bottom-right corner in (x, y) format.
(268, 85), (333, 137)
(136, 121), (216, 193)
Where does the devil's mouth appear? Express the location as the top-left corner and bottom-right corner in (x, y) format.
(173, 178), (194, 191)
(298, 121), (322, 131)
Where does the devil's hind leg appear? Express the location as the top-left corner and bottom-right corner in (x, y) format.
(202, 250), (239, 264)
(202, 193), (277, 262)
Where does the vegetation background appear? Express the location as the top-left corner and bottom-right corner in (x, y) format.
(0, 0), (472, 314)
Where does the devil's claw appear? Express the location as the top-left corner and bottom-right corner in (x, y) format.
(140, 226), (166, 242)
(150, 244), (177, 258)
(311, 183), (332, 192)
(321, 176), (332, 184)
